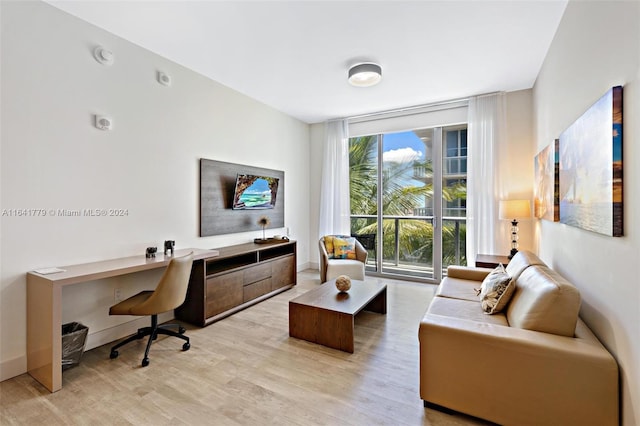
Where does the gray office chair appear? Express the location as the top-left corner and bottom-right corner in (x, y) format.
(109, 252), (193, 367)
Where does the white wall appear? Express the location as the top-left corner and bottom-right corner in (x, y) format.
(308, 123), (324, 269)
(0, 1), (310, 381)
(500, 90), (535, 254)
(533, 1), (640, 424)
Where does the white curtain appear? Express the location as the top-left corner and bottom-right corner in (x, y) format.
(466, 93), (507, 263)
(318, 119), (351, 238)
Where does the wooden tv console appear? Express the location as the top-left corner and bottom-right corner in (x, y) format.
(176, 240), (296, 326)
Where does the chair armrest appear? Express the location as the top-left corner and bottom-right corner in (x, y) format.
(318, 239), (329, 283)
(355, 239), (368, 264)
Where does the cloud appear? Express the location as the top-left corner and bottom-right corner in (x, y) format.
(383, 147), (422, 163)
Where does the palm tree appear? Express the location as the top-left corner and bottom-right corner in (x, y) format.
(349, 134), (467, 267)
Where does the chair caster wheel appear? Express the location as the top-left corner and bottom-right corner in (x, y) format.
(182, 342), (190, 351)
(178, 327), (186, 334)
(110, 350), (118, 359)
(141, 358), (150, 367)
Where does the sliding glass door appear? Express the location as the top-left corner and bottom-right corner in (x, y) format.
(349, 125), (467, 283)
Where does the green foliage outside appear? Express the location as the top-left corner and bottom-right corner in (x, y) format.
(349, 135), (468, 269)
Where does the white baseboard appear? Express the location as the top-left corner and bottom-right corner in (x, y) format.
(0, 354), (26, 382)
(297, 261), (313, 272)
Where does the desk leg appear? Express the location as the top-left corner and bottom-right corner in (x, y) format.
(27, 276), (62, 392)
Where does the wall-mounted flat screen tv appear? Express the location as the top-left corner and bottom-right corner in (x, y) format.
(232, 174), (279, 210)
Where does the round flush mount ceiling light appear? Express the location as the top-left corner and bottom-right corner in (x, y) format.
(348, 62), (382, 87)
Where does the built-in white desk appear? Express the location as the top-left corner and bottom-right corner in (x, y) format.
(26, 248), (218, 392)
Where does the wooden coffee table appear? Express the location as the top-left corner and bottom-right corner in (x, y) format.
(288, 278), (387, 353)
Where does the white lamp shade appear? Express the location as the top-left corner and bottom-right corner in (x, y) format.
(499, 200), (531, 220)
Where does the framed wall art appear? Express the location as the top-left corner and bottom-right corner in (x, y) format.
(558, 86), (623, 236)
(534, 139), (559, 222)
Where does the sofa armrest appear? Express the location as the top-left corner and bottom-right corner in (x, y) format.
(446, 265), (492, 281)
(419, 313), (618, 426)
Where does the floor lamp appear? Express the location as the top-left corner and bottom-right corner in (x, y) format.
(499, 200), (531, 259)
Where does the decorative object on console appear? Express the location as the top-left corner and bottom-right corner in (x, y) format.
(254, 216), (270, 242)
(145, 247), (157, 258)
(559, 86), (623, 237)
(335, 275), (352, 293)
(534, 139), (559, 221)
(499, 199), (531, 259)
(164, 240), (175, 255)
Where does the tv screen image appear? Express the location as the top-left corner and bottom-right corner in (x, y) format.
(232, 174), (279, 210)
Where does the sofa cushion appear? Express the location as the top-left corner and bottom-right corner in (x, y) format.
(427, 296), (509, 326)
(326, 259), (364, 281)
(505, 250), (546, 281)
(478, 264), (516, 314)
(436, 276), (483, 302)
(506, 265), (581, 337)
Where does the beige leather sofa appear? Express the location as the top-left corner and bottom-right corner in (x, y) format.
(419, 251), (618, 426)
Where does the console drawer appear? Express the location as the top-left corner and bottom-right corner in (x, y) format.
(243, 262), (271, 284)
(206, 271), (243, 317)
(243, 278), (272, 302)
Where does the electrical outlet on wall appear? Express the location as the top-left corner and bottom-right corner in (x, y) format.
(114, 288), (123, 303)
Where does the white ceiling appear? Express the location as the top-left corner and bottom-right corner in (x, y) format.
(46, 1), (567, 124)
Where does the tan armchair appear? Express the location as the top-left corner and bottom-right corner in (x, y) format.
(319, 236), (367, 283)
(109, 252), (194, 367)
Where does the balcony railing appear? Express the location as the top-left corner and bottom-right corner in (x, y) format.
(443, 156), (467, 176)
(350, 214), (467, 278)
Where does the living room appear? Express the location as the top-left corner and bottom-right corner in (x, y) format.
(1, 1), (638, 425)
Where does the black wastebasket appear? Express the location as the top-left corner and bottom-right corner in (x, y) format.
(61, 322), (88, 371)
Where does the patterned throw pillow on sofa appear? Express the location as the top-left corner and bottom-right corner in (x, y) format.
(325, 235), (357, 259)
(477, 264), (515, 314)
(324, 235), (336, 257)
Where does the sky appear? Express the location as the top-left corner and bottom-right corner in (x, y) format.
(382, 131), (426, 163)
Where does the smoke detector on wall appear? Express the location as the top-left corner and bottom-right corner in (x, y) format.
(157, 71), (172, 86)
(93, 46), (114, 66)
(95, 115), (113, 131)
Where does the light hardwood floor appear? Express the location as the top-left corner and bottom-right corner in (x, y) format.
(1, 271), (492, 425)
